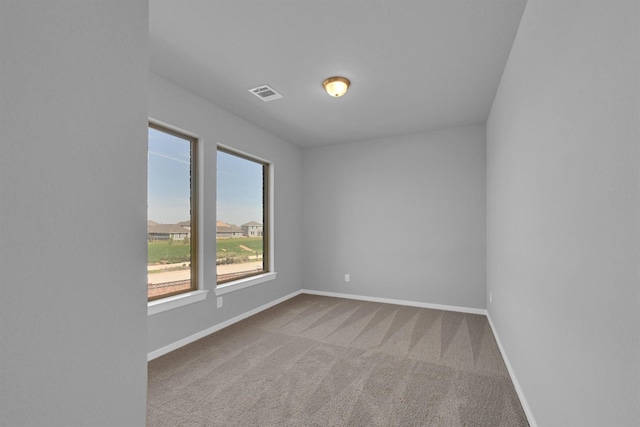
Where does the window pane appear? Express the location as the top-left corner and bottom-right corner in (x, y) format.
(216, 148), (267, 284)
(148, 125), (196, 300)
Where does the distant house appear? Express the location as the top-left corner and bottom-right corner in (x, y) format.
(148, 224), (190, 241)
(242, 221), (263, 237)
(216, 221), (243, 238)
(177, 220), (191, 231)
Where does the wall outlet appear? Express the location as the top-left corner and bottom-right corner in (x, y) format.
(344, 273), (350, 282)
(217, 296), (223, 308)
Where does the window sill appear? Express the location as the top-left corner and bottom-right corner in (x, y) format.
(148, 290), (209, 316)
(216, 272), (277, 295)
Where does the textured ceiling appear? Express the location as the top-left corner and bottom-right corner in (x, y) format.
(149, 0), (527, 148)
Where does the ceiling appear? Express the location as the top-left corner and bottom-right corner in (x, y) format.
(149, 0), (527, 148)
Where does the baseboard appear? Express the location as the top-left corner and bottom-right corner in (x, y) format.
(486, 313), (537, 427)
(147, 289), (303, 361)
(301, 289), (487, 315)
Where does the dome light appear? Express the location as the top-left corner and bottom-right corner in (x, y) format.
(322, 76), (350, 97)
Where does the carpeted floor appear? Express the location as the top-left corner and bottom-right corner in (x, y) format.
(148, 294), (529, 426)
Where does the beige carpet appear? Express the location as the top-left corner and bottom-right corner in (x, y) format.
(148, 294), (529, 426)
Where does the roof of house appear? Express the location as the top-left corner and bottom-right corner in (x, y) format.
(216, 224), (242, 233)
(242, 221), (262, 227)
(148, 224), (190, 234)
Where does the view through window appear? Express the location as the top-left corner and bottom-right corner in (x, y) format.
(217, 147), (268, 284)
(147, 124), (197, 300)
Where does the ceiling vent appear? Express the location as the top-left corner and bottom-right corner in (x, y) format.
(249, 85), (283, 102)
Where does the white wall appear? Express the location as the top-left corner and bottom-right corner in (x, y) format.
(487, 1), (639, 425)
(0, 1), (149, 425)
(147, 73), (303, 353)
(302, 126), (486, 309)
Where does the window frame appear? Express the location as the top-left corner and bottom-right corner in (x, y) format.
(147, 121), (199, 302)
(216, 145), (274, 290)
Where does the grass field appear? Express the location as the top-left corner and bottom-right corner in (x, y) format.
(148, 237), (264, 265)
(148, 241), (191, 264)
(217, 237), (263, 261)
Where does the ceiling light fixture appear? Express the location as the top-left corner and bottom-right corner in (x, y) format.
(322, 76), (350, 97)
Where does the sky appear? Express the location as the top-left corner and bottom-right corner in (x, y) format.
(148, 127), (263, 226)
(216, 150), (263, 226)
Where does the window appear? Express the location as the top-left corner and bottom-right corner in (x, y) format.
(216, 147), (269, 285)
(147, 123), (197, 301)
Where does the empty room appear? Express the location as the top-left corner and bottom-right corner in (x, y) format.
(1, 1), (638, 426)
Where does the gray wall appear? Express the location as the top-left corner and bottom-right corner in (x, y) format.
(302, 126), (486, 309)
(486, 1), (639, 425)
(0, 1), (149, 425)
(147, 73), (303, 353)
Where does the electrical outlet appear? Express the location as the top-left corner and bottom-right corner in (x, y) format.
(344, 273), (350, 282)
(217, 296), (223, 308)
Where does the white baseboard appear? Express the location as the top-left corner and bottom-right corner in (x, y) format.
(301, 289), (488, 315)
(147, 289), (303, 361)
(486, 313), (537, 427)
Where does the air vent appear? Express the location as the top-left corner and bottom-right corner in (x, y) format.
(249, 85), (283, 102)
